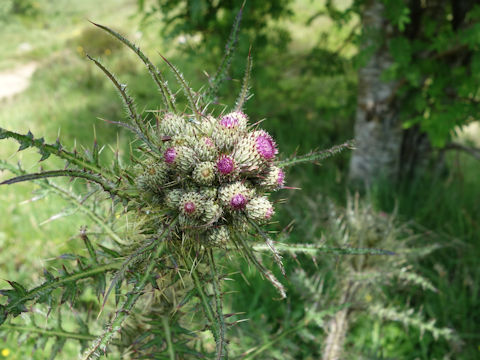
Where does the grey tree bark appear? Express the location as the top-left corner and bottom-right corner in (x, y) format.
(348, 0), (402, 185)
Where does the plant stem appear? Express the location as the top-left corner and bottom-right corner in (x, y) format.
(207, 249), (228, 360)
(82, 217), (177, 360)
(276, 140), (355, 168)
(1, 324), (121, 346)
(162, 316), (176, 360)
(185, 253), (221, 353)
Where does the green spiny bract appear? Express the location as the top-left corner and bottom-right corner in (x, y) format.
(135, 110), (283, 247)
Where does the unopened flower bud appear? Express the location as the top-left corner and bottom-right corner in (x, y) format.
(205, 226), (230, 247)
(199, 187), (217, 200)
(137, 161), (169, 192)
(202, 200), (223, 224)
(164, 145), (197, 173)
(194, 136), (218, 161)
(165, 189), (184, 209)
(212, 112), (248, 150)
(179, 192), (205, 218)
(219, 182), (251, 211)
(259, 166), (285, 191)
(198, 115), (217, 135)
(219, 111), (248, 130)
(193, 162), (216, 185)
(158, 113), (187, 137)
(246, 196), (275, 223)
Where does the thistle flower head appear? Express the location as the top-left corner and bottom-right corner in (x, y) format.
(179, 192), (204, 217)
(253, 130), (278, 160)
(219, 182), (252, 211)
(246, 196), (275, 223)
(216, 155), (236, 176)
(164, 147), (177, 164)
(219, 111), (248, 130)
(259, 166), (285, 191)
(137, 106), (284, 247)
(205, 226), (230, 247)
(193, 162), (216, 185)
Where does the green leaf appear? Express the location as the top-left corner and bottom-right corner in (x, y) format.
(389, 37), (411, 66)
(0, 261), (121, 323)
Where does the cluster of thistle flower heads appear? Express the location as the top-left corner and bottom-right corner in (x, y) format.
(136, 110), (285, 247)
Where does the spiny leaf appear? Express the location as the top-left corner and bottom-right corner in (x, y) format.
(251, 242), (395, 256)
(277, 139), (356, 168)
(369, 304), (459, 342)
(0, 160), (129, 246)
(0, 169), (127, 200)
(100, 237), (157, 315)
(248, 218), (285, 276)
(97, 117), (158, 153)
(159, 54), (201, 122)
(86, 55), (159, 154)
(235, 47), (253, 111)
(80, 230), (98, 264)
(235, 235), (286, 299)
(205, 3), (244, 103)
(0, 128), (115, 180)
(0, 261), (121, 324)
(90, 21), (175, 112)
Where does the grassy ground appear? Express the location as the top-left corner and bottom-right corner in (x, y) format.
(0, 0), (479, 359)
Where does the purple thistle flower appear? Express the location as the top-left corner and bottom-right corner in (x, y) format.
(183, 201), (196, 214)
(265, 207), (274, 219)
(230, 193), (247, 210)
(277, 169), (285, 187)
(217, 155), (235, 175)
(164, 147), (177, 164)
(220, 114), (239, 128)
(255, 131), (278, 160)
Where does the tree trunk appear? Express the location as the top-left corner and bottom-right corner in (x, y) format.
(349, 0), (403, 186)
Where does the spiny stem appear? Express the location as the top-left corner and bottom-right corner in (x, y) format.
(276, 140), (355, 168)
(206, 3), (244, 103)
(207, 249), (228, 360)
(1, 324), (121, 346)
(249, 242), (395, 256)
(0, 160), (126, 246)
(248, 218), (285, 276)
(161, 316), (176, 360)
(86, 55), (159, 154)
(184, 252), (219, 345)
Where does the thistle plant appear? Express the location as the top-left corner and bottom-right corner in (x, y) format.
(287, 194), (460, 359)
(0, 16), (361, 359)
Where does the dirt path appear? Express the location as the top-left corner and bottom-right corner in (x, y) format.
(0, 62), (38, 100)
